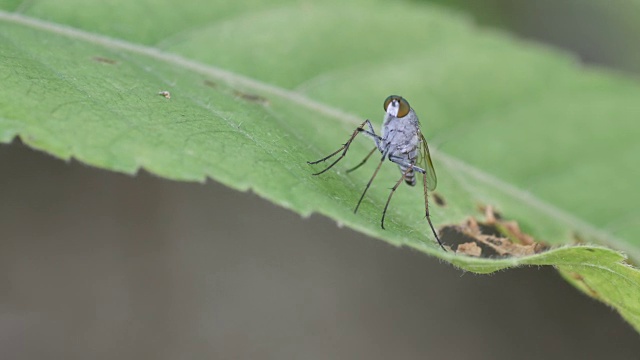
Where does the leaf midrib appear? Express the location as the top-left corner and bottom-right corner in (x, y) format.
(0, 10), (633, 259)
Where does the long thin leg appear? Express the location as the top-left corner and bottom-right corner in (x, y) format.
(307, 120), (380, 176)
(388, 155), (426, 174)
(388, 156), (446, 251)
(360, 120), (382, 150)
(354, 151), (387, 214)
(380, 164), (414, 229)
(346, 146), (377, 173)
(423, 172), (447, 251)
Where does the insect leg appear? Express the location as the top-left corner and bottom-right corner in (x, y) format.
(307, 120), (380, 176)
(346, 146), (377, 173)
(388, 156), (426, 174)
(388, 156), (446, 251)
(358, 119), (382, 150)
(422, 171), (447, 251)
(354, 150), (388, 214)
(381, 164), (414, 230)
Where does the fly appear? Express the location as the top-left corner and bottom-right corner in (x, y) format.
(307, 95), (446, 251)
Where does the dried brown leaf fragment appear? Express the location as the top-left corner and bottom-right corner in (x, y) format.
(443, 205), (549, 258)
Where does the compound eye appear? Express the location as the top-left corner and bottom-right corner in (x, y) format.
(383, 95), (410, 117)
(397, 98), (410, 117)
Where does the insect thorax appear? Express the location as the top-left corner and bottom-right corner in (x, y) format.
(382, 112), (421, 159)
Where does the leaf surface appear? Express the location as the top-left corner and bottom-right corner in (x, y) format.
(1, 0), (639, 331)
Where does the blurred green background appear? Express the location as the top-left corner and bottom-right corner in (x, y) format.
(2, 1), (640, 359)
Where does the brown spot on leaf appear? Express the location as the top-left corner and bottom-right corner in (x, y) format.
(569, 272), (584, 281)
(432, 192), (446, 207)
(203, 80), (218, 88)
(568, 272), (600, 299)
(571, 232), (587, 244)
(92, 56), (117, 65)
(233, 90), (270, 106)
(442, 205), (549, 258)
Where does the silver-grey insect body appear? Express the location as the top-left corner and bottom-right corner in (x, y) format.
(307, 95), (445, 251)
(381, 103), (421, 186)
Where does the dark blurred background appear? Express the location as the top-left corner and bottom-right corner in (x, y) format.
(2, 1), (639, 359)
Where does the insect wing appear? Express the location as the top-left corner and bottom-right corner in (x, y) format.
(418, 132), (437, 191)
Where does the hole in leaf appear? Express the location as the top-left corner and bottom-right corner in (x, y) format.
(440, 205), (549, 258)
(440, 224), (502, 257)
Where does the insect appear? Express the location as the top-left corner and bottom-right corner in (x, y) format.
(307, 95), (446, 251)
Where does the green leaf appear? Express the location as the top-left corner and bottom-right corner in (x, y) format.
(1, 1), (639, 331)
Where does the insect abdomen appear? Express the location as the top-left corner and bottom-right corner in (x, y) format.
(400, 165), (417, 186)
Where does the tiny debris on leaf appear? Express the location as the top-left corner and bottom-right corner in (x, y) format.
(158, 91), (171, 99)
